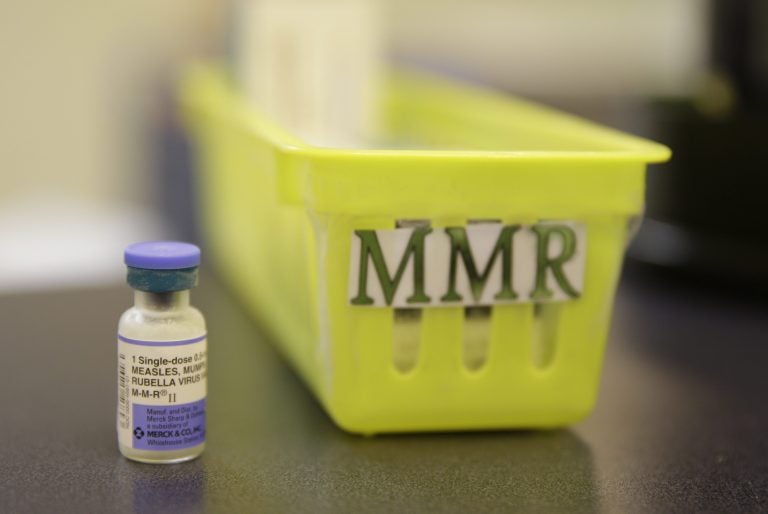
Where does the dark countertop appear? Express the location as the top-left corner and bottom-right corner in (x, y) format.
(1, 266), (766, 513)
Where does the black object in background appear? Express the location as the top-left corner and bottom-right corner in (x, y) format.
(631, 0), (768, 286)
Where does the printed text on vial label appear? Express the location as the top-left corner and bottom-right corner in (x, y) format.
(117, 336), (206, 450)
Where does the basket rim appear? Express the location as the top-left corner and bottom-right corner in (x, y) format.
(181, 64), (671, 165)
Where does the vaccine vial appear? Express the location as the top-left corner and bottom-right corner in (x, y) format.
(117, 241), (207, 464)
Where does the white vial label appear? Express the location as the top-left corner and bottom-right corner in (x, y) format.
(117, 334), (207, 451)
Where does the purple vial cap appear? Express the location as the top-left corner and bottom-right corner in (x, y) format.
(124, 241), (201, 270)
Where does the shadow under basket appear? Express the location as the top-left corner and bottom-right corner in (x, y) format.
(181, 65), (670, 434)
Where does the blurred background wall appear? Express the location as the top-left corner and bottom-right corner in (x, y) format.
(0, 1), (224, 291)
(390, 0), (708, 98)
(0, 0), (716, 293)
(0, 1), (222, 207)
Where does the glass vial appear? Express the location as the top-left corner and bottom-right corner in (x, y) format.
(118, 241), (207, 464)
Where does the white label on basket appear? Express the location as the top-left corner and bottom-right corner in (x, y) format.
(349, 221), (586, 308)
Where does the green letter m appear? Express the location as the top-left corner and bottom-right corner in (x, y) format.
(441, 225), (520, 303)
(351, 227), (432, 306)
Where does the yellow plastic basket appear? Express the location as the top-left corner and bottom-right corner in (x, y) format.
(181, 65), (670, 434)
